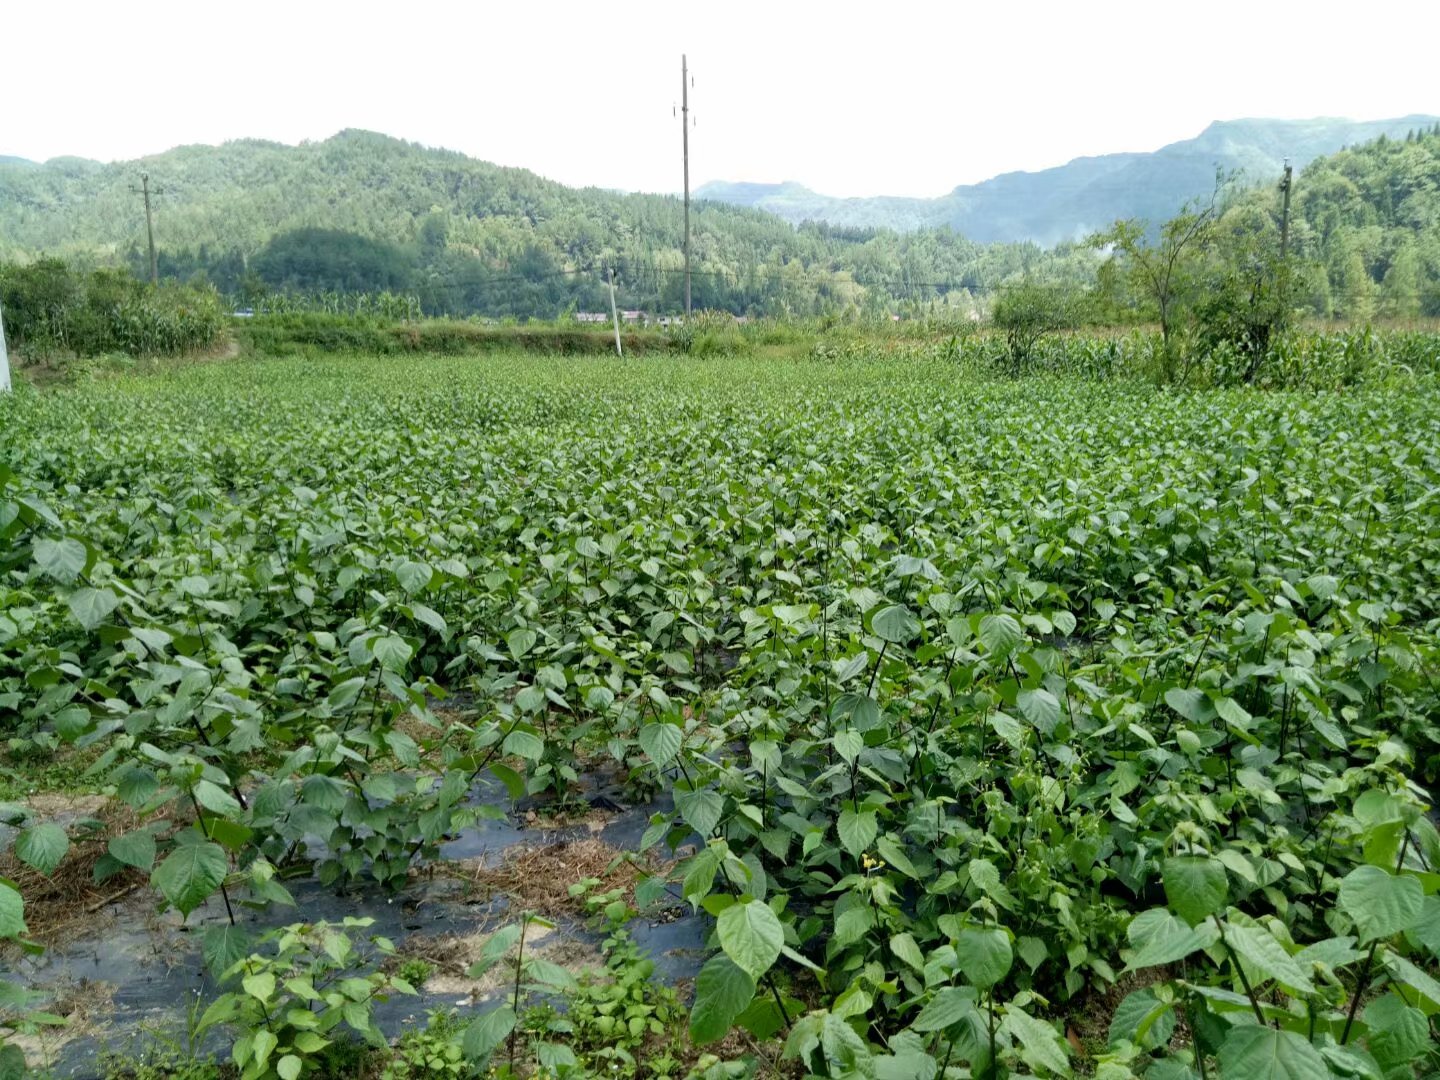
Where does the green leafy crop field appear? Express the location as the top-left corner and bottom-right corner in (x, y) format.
(2, 352), (1439, 1078)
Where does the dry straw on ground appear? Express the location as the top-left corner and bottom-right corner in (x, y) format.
(0, 796), (149, 947)
(454, 837), (664, 916)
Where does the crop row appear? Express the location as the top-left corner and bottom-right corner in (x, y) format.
(1, 353), (1438, 1077)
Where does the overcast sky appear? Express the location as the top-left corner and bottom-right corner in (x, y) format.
(7, 0), (1438, 197)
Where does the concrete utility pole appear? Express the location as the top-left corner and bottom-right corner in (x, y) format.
(681, 54), (692, 318)
(131, 173), (161, 285)
(607, 267), (623, 357)
(1279, 161), (1293, 261)
(0, 297), (10, 393)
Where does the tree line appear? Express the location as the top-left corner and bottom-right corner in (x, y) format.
(4, 126), (1436, 344)
(108, 125), (1440, 323)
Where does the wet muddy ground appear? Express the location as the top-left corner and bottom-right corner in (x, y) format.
(4, 784), (706, 1078)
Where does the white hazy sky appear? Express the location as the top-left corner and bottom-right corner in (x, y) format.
(6, 0), (1439, 197)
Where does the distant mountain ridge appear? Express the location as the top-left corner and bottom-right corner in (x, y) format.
(697, 115), (1440, 244)
(0, 129), (1101, 318)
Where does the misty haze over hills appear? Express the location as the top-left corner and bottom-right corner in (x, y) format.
(697, 115), (1440, 244)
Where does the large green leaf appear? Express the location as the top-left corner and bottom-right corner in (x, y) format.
(152, 841), (228, 917)
(1108, 987), (1176, 1051)
(832, 729), (864, 763)
(371, 633), (412, 671)
(15, 822), (69, 875)
(1164, 687), (1213, 723)
(67, 586), (119, 630)
(1410, 895), (1440, 957)
(0, 1043), (27, 1080)
(676, 787), (724, 838)
(203, 924), (252, 979)
(0, 884), (26, 938)
(32, 537), (87, 582)
(954, 928), (1013, 989)
(1339, 865), (1424, 943)
(875, 1049), (938, 1080)
(871, 604), (919, 644)
(837, 808), (878, 858)
(1363, 994), (1429, 1069)
(108, 830), (157, 871)
(689, 954), (756, 1044)
(462, 1004), (516, 1060)
(488, 762), (525, 801)
(1216, 1025), (1329, 1080)
(639, 723), (682, 767)
(1225, 923), (1315, 994)
(394, 559), (433, 594)
(1381, 951), (1440, 1011)
(911, 987), (978, 1033)
(502, 728), (544, 761)
(1163, 855), (1229, 926)
(978, 613), (1022, 656)
(1003, 1007), (1069, 1075)
(967, 857), (1016, 909)
(506, 628), (537, 659)
(877, 835), (919, 879)
(1017, 688), (1061, 734)
(717, 899), (784, 979)
(1125, 908), (1221, 970)
(821, 1013), (873, 1072)
(407, 602), (448, 636)
(889, 932), (925, 972)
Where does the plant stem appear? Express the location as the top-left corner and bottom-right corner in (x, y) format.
(510, 913), (528, 1067)
(866, 641), (888, 697)
(1340, 942), (1377, 1045)
(1211, 915), (1267, 1026)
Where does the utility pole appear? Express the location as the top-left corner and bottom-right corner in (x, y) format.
(131, 173), (161, 285)
(681, 54), (692, 319)
(0, 296), (10, 393)
(1278, 161), (1293, 261)
(607, 267), (623, 357)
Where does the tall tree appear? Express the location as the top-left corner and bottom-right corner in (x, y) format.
(1091, 179), (1225, 376)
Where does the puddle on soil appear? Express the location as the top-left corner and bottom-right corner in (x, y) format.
(5, 783), (705, 1078)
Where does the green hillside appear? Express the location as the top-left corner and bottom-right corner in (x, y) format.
(4, 122), (1437, 321)
(1286, 126), (1440, 317)
(0, 131), (1096, 318)
(699, 115), (1440, 245)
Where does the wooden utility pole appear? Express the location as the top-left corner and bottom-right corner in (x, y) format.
(131, 173), (160, 285)
(1278, 161), (1293, 261)
(607, 267), (623, 357)
(681, 54), (692, 318)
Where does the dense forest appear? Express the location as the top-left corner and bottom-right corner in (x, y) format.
(1283, 126), (1440, 317)
(0, 131), (1095, 319)
(2, 125), (1438, 320)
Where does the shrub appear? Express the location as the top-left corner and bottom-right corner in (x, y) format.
(989, 283), (1082, 374)
(0, 260), (225, 359)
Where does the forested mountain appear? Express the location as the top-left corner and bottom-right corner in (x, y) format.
(0, 131), (1096, 318)
(1281, 125), (1440, 317)
(3, 121), (1438, 321)
(699, 116), (1440, 245)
